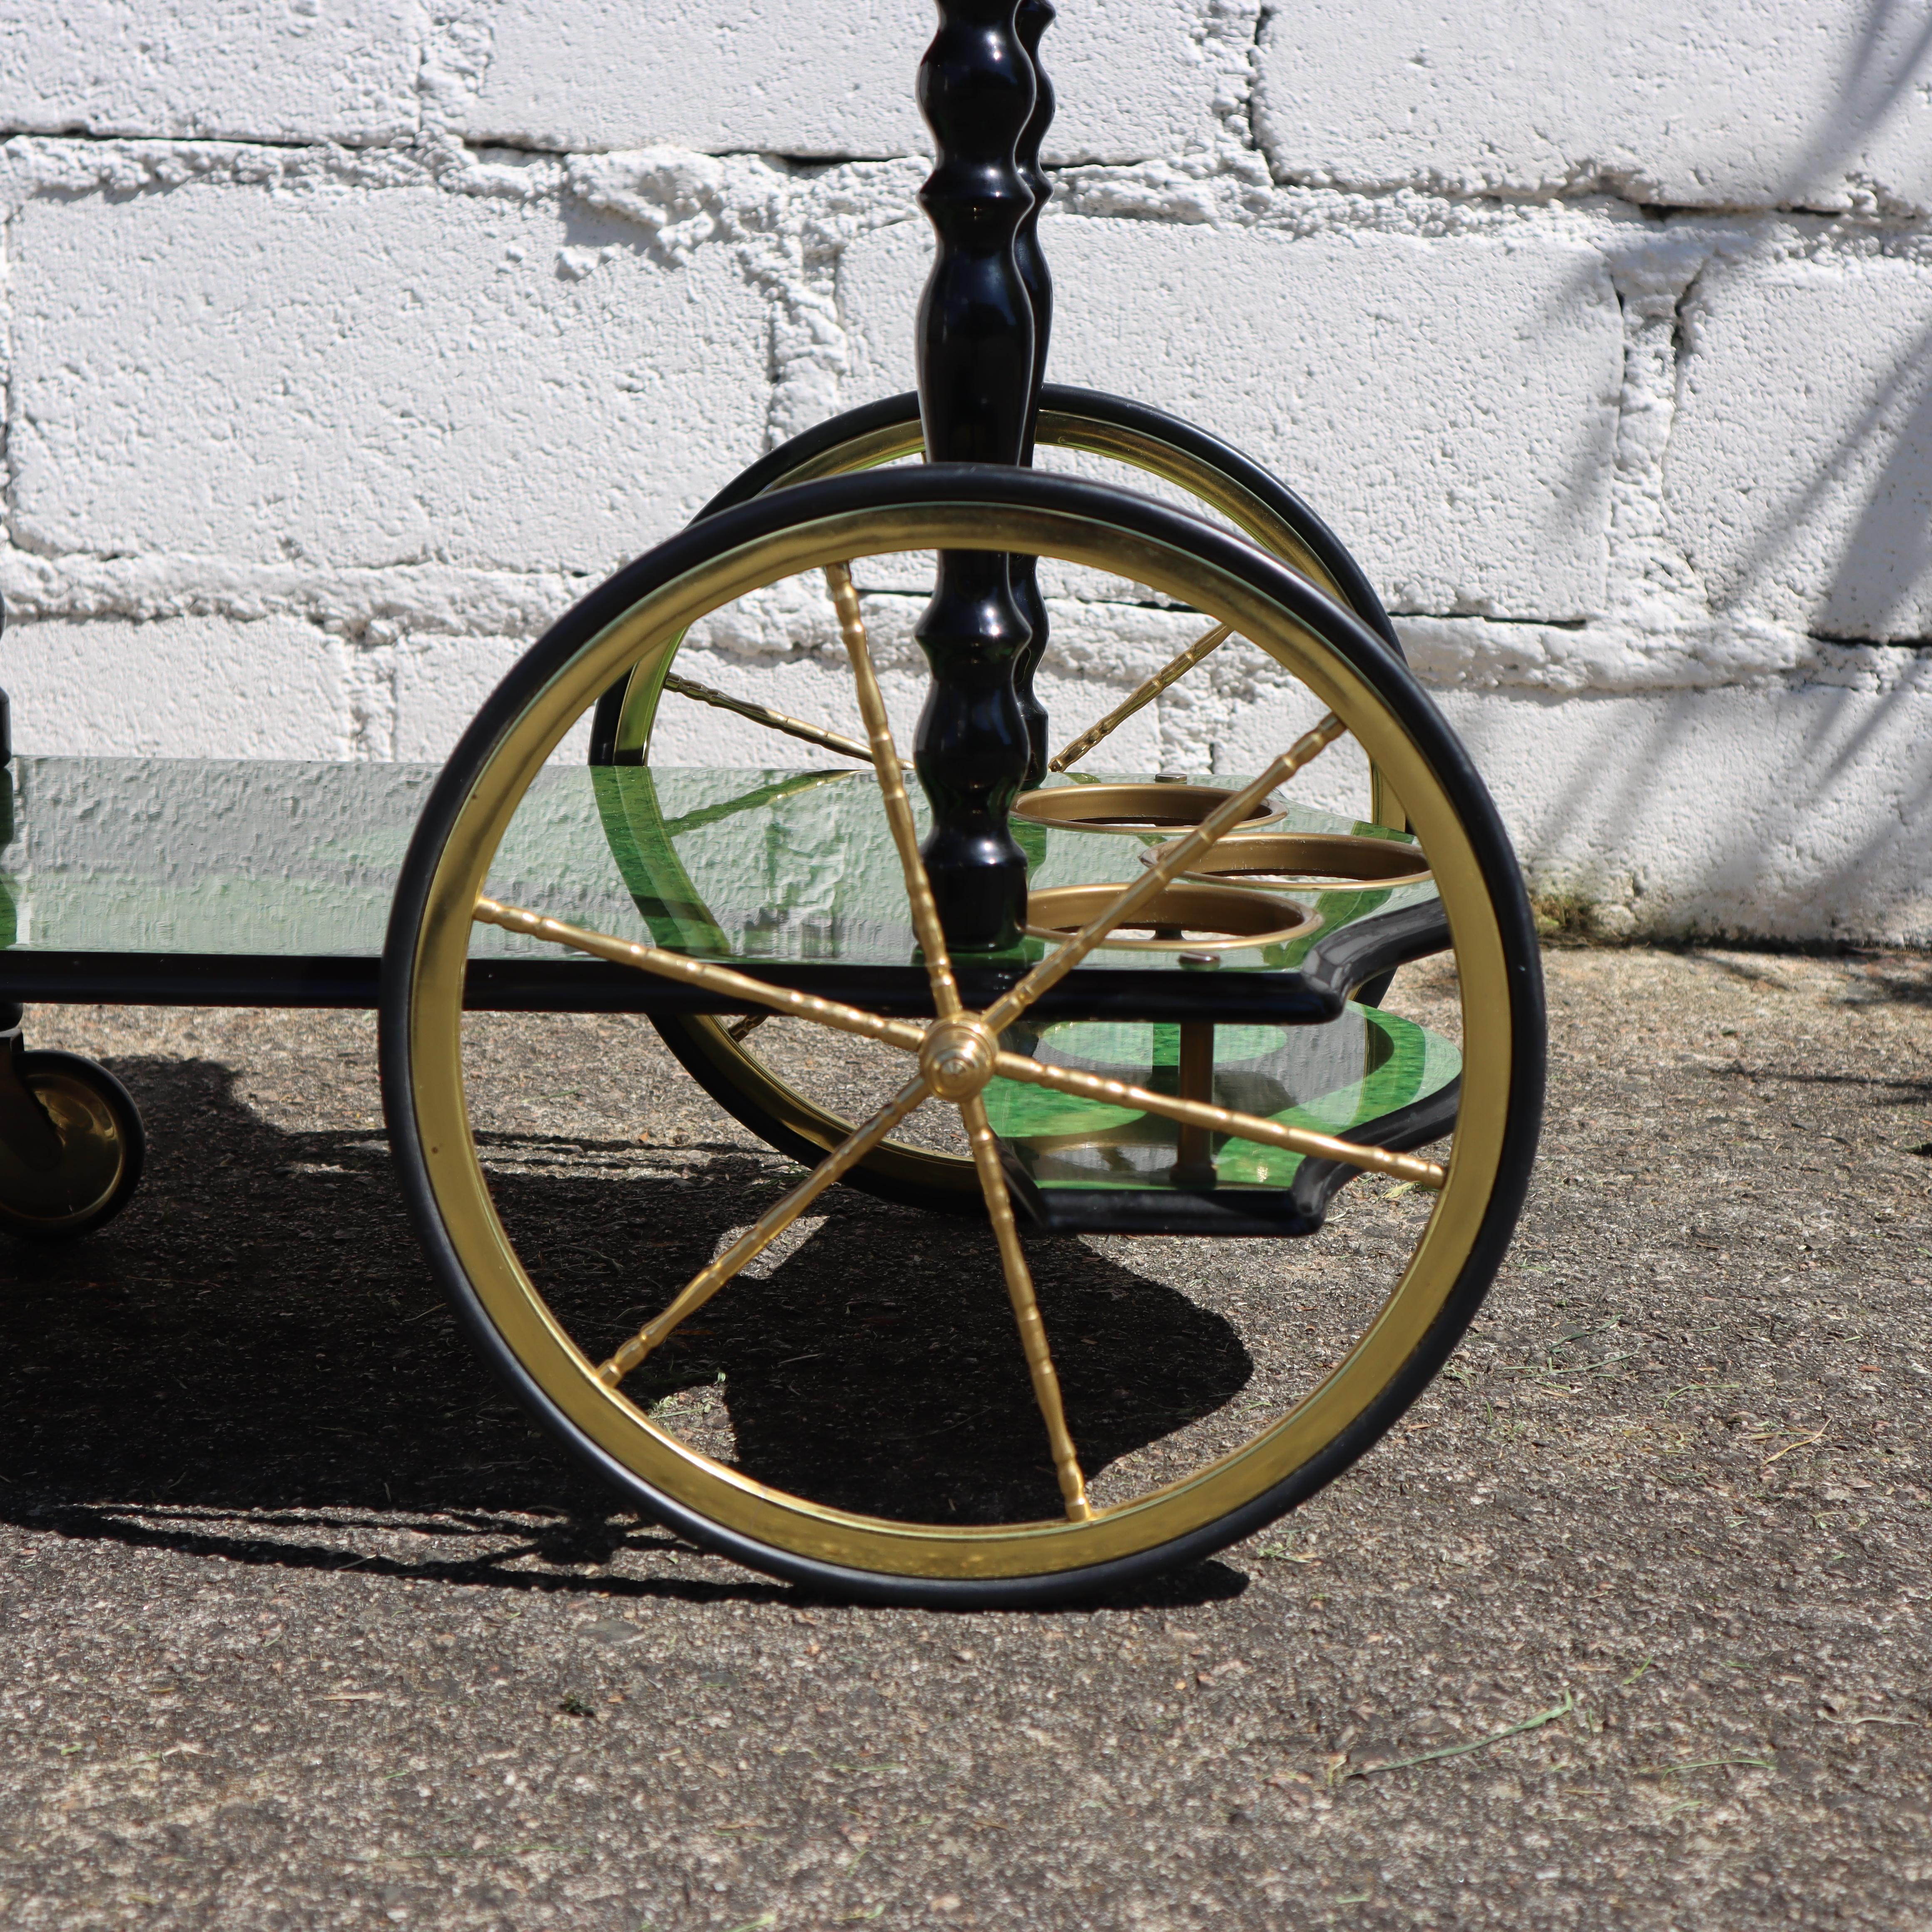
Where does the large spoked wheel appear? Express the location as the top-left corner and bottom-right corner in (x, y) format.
(598, 388), (1414, 1215)
(382, 466), (1542, 1606)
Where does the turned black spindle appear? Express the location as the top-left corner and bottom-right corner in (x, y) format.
(913, 0), (1038, 951)
(1009, 0), (1056, 789)
(1012, 2), (1058, 784)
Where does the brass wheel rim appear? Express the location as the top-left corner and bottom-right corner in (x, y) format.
(404, 498), (1514, 1581)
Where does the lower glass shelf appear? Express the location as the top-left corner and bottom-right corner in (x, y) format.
(985, 1003), (1460, 1237)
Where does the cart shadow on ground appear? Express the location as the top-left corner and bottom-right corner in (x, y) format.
(0, 1051), (1251, 1611)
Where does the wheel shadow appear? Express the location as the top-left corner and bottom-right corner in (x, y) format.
(490, 1164), (1255, 1528)
(519, 1181), (1255, 1528)
(2, 1049), (1255, 1601)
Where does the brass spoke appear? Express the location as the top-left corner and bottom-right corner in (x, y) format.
(597, 1073), (932, 1386)
(823, 564), (962, 1021)
(473, 898), (925, 1056)
(983, 713), (1347, 1034)
(663, 671), (909, 772)
(958, 1092), (1092, 1521)
(1049, 621), (1234, 773)
(990, 1046), (1447, 1188)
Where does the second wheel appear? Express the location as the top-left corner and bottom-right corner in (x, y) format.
(596, 386), (1419, 1212)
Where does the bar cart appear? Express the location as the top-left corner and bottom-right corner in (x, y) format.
(0, 2), (1544, 1605)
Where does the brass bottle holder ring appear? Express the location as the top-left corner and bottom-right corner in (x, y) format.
(1143, 830), (1432, 892)
(1023, 880), (1317, 952)
(1013, 782), (1284, 835)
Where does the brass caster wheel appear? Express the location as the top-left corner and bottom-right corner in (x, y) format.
(382, 465), (1542, 1606)
(0, 1046), (146, 1239)
(594, 388), (1419, 1213)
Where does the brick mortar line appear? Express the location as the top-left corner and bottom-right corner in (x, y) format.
(7, 132), (1932, 254)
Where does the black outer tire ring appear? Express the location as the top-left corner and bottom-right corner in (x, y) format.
(701, 385), (1404, 650)
(381, 466), (1543, 1608)
(589, 385), (1401, 764)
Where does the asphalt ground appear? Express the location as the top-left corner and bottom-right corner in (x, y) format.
(2, 942), (1930, 1930)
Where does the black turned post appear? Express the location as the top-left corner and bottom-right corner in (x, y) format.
(1010, 0), (1056, 789)
(914, 0), (1038, 951)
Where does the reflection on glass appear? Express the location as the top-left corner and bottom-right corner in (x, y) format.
(0, 757), (1434, 978)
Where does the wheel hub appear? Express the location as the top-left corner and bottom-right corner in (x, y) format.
(919, 1016), (998, 1101)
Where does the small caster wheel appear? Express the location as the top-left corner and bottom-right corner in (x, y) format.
(0, 1048), (146, 1239)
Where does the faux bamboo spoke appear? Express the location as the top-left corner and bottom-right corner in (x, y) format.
(663, 671), (909, 772)
(959, 1092), (1092, 1520)
(598, 1073), (932, 1386)
(1049, 621), (1233, 773)
(983, 713), (1347, 1034)
(823, 563), (962, 1022)
(473, 898), (925, 1056)
(989, 1048), (1447, 1188)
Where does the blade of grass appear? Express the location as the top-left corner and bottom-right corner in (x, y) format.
(1761, 1427), (1827, 1471)
(1347, 1691), (1573, 1778)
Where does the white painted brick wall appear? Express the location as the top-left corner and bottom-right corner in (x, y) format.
(1, 1), (1928, 939)
(0, 0), (424, 147)
(1668, 252), (1932, 641)
(839, 217), (1623, 617)
(10, 177), (770, 573)
(1255, 0), (1932, 213)
(464, 0), (1231, 163)
(2, 617), (350, 760)
(1441, 664), (1932, 944)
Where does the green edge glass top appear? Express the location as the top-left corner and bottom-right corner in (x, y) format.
(0, 757), (1431, 970)
(592, 766), (1432, 972)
